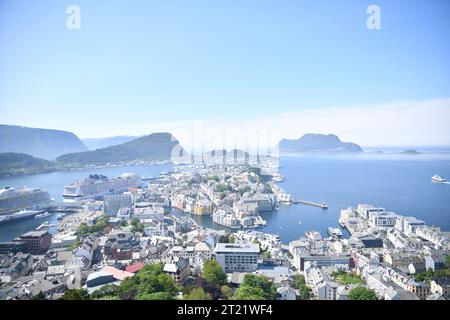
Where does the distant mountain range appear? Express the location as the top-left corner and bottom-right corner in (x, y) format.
(0, 152), (57, 178)
(279, 134), (362, 153)
(0, 124), (88, 159)
(82, 136), (140, 150)
(0, 125), (369, 178)
(57, 133), (185, 164)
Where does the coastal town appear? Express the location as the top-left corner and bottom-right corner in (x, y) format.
(0, 161), (449, 301)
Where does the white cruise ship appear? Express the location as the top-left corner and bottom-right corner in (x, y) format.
(0, 187), (53, 215)
(63, 173), (141, 201)
(431, 175), (447, 184)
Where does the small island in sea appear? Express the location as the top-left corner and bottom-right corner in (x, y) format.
(278, 133), (363, 153)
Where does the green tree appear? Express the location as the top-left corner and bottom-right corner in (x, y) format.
(349, 287), (378, 300)
(136, 292), (175, 300)
(60, 289), (91, 300)
(76, 223), (91, 237)
(95, 295), (120, 300)
(90, 284), (121, 300)
(234, 286), (266, 300)
(295, 274), (306, 288)
(118, 219), (128, 227)
(234, 274), (276, 300)
(32, 291), (46, 300)
(184, 287), (213, 300)
(130, 217), (144, 233)
(202, 260), (228, 286)
(445, 255), (450, 269)
(298, 284), (312, 300)
(220, 285), (233, 299)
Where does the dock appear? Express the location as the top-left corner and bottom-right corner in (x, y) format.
(36, 223), (57, 230)
(290, 199), (328, 209)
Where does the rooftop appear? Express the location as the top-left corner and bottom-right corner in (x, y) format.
(214, 243), (260, 253)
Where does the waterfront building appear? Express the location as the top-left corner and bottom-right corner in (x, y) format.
(193, 200), (214, 216)
(395, 216), (426, 235)
(103, 194), (132, 216)
(369, 211), (398, 228)
(134, 205), (164, 222)
(0, 241), (24, 254)
(415, 226), (449, 248)
(17, 230), (51, 254)
(356, 204), (385, 219)
(213, 243), (259, 273)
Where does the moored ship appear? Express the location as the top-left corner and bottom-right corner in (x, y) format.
(0, 209), (43, 225)
(0, 187), (53, 216)
(431, 175), (447, 184)
(35, 211), (52, 219)
(63, 173), (142, 203)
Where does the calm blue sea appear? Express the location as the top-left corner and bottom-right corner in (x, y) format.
(1, 153), (450, 243)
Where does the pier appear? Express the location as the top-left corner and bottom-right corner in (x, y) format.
(290, 199), (328, 209)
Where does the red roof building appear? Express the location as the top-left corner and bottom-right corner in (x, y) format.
(126, 262), (145, 274)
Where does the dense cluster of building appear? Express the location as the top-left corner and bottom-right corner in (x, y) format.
(0, 164), (449, 300)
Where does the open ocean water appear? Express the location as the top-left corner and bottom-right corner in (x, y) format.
(1, 152), (450, 243)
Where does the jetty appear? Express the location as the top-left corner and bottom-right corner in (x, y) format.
(36, 223), (57, 230)
(290, 199), (328, 209)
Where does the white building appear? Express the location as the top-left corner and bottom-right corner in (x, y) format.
(356, 204), (385, 219)
(103, 194), (132, 216)
(369, 211), (398, 228)
(213, 243), (259, 273)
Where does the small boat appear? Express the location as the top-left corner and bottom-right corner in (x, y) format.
(297, 221), (302, 225)
(56, 213), (66, 220)
(432, 175), (447, 184)
(338, 218), (346, 228)
(35, 212), (51, 219)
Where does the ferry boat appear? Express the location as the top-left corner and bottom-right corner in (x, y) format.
(0, 209), (43, 225)
(327, 227), (343, 239)
(35, 211), (52, 219)
(432, 175), (447, 184)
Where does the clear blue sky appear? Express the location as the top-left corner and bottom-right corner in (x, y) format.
(1, 0), (450, 138)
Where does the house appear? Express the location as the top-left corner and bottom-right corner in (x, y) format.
(126, 262), (145, 274)
(384, 287), (420, 300)
(430, 277), (450, 299)
(425, 251), (447, 271)
(276, 286), (297, 300)
(104, 231), (139, 260)
(73, 236), (96, 268)
(163, 258), (190, 285)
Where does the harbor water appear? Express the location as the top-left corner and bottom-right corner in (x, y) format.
(1, 153), (450, 243)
